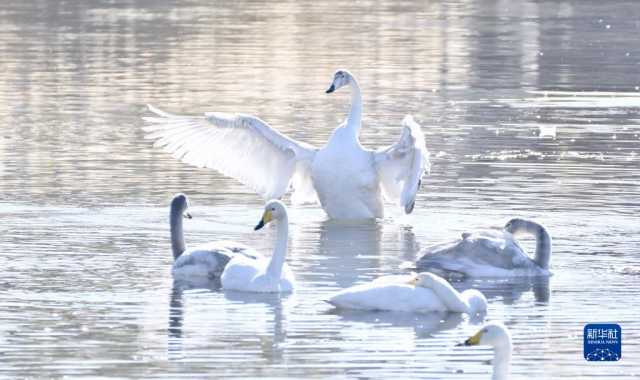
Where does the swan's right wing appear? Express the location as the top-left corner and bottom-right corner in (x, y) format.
(374, 115), (430, 214)
(143, 105), (318, 202)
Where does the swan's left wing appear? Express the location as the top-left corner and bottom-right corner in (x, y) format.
(374, 115), (430, 214)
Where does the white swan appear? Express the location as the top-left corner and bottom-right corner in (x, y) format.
(417, 218), (552, 277)
(458, 322), (512, 380)
(142, 69), (429, 219)
(220, 200), (295, 293)
(326, 272), (487, 315)
(170, 193), (260, 282)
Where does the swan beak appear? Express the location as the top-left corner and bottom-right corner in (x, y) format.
(183, 212), (192, 219)
(325, 84), (335, 94)
(254, 210), (273, 231)
(457, 330), (483, 346)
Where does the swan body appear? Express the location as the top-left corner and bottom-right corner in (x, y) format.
(172, 241), (260, 281)
(169, 194), (258, 282)
(143, 69), (429, 220)
(311, 129), (383, 219)
(460, 322), (512, 380)
(327, 272), (487, 315)
(220, 200), (296, 293)
(417, 218), (552, 277)
(220, 254), (295, 293)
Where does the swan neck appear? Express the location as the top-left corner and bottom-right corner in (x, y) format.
(346, 78), (362, 136)
(267, 215), (289, 279)
(492, 343), (512, 380)
(170, 208), (186, 260)
(420, 277), (469, 313)
(532, 224), (551, 269)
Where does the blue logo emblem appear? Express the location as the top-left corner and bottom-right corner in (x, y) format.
(584, 323), (621, 361)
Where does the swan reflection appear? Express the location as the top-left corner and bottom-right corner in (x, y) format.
(167, 283), (290, 362)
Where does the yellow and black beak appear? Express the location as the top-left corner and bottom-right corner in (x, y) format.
(254, 210), (273, 231)
(457, 329), (483, 346)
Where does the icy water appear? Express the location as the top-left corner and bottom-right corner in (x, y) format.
(1, 1), (639, 379)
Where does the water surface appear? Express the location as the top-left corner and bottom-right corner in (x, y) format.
(1, 1), (639, 378)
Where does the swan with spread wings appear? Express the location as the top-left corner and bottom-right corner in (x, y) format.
(143, 70), (429, 219)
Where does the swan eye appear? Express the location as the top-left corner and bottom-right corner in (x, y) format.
(271, 207), (276, 211)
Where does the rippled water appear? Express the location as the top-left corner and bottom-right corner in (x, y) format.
(1, 1), (639, 378)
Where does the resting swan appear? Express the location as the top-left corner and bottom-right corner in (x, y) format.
(143, 69), (429, 220)
(326, 272), (487, 315)
(220, 200), (295, 293)
(458, 322), (512, 380)
(170, 193), (260, 282)
(417, 218), (552, 277)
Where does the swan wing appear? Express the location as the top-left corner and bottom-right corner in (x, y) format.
(417, 230), (532, 275)
(374, 115), (430, 214)
(220, 255), (265, 291)
(328, 283), (445, 312)
(172, 241), (261, 279)
(143, 105), (318, 201)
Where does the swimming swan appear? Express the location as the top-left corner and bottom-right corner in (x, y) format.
(458, 322), (512, 380)
(417, 218), (552, 277)
(220, 200), (295, 293)
(326, 272), (487, 315)
(143, 69), (429, 220)
(170, 193), (260, 281)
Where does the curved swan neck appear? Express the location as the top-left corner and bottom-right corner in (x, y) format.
(345, 76), (362, 137)
(523, 221), (551, 269)
(535, 226), (551, 270)
(419, 276), (469, 313)
(266, 214), (289, 279)
(492, 342), (512, 380)
(170, 207), (186, 260)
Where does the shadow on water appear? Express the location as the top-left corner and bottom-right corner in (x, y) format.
(309, 218), (419, 286)
(222, 290), (289, 361)
(313, 219), (384, 287)
(451, 276), (551, 304)
(326, 309), (472, 339)
(167, 282), (289, 360)
(168, 285), (185, 341)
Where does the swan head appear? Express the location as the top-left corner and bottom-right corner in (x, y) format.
(503, 218), (530, 234)
(325, 69), (353, 93)
(170, 193), (192, 219)
(461, 289), (488, 314)
(407, 272), (440, 287)
(254, 200), (287, 230)
(504, 217), (548, 235)
(460, 322), (512, 349)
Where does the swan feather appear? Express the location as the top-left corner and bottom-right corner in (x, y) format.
(418, 229), (549, 277)
(374, 115), (430, 214)
(143, 105), (318, 202)
(172, 241), (260, 280)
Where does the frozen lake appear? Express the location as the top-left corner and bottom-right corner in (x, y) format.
(0, 0), (639, 378)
